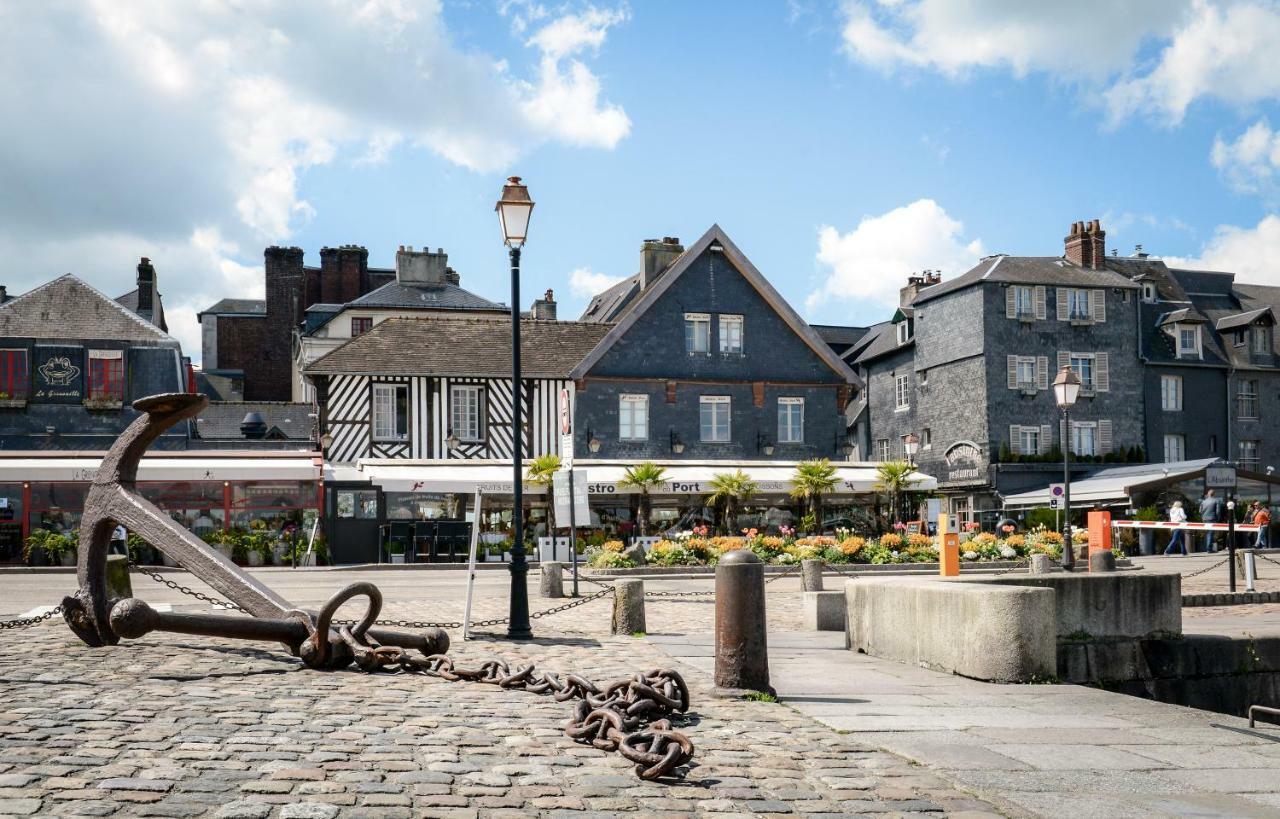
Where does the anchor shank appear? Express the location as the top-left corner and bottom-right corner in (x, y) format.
(110, 598), (309, 650)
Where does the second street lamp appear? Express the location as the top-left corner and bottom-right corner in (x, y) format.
(496, 176), (534, 639)
(1053, 365), (1081, 571)
(903, 433), (920, 467)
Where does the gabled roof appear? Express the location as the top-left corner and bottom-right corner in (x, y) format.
(198, 298), (266, 319)
(1215, 306), (1275, 332)
(853, 322), (912, 365)
(579, 274), (640, 322)
(568, 225), (859, 385)
(115, 288), (167, 331)
(0, 274), (179, 345)
(195, 402), (315, 440)
(1157, 307), (1209, 327)
(346, 280), (504, 311)
(912, 255), (1138, 305)
(842, 320), (891, 364)
(304, 316), (610, 378)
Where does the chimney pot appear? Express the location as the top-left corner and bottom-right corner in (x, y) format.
(640, 236), (685, 290)
(396, 245), (449, 285)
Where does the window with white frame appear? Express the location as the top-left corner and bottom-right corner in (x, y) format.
(699, 396), (730, 442)
(449, 385), (482, 441)
(1237, 379), (1260, 419)
(684, 313), (710, 353)
(874, 439), (890, 461)
(372, 383), (409, 441)
(1018, 426), (1040, 455)
(778, 397), (804, 443)
(1162, 434), (1185, 462)
(1240, 439), (1261, 470)
(1070, 353), (1095, 390)
(894, 374), (909, 409)
(1014, 285), (1034, 316)
(719, 314), (743, 354)
(1015, 356), (1036, 387)
(1177, 326), (1201, 358)
(1253, 326), (1272, 354)
(1160, 375), (1182, 411)
(896, 321), (911, 344)
(1066, 288), (1092, 319)
(1071, 422), (1097, 456)
(618, 394), (648, 440)
(1142, 282), (1156, 303)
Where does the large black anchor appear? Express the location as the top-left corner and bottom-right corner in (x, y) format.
(62, 393), (449, 668)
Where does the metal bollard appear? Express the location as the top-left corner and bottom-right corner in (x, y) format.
(106, 555), (132, 600)
(800, 558), (824, 592)
(714, 549), (773, 696)
(540, 561), (564, 598)
(1243, 549), (1257, 592)
(612, 579), (645, 634)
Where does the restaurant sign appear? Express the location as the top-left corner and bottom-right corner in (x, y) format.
(943, 442), (983, 482)
(33, 346), (84, 404)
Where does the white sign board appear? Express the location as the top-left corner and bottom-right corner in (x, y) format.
(559, 388), (574, 469)
(553, 469), (590, 522)
(1205, 463), (1238, 489)
(1049, 498), (1060, 510)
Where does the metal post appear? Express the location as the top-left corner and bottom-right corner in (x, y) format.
(1244, 548), (1257, 592)
(1062, 407), (1074, 571)
(1228, 495), (1237, 593)
(507, 246), (532, 640)
(714, 548), (773, 696)
(568, 469), (579, 598)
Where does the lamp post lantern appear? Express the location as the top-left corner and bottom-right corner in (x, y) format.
(1053, 365), (1081, 571)
(903, 433), (920, 467)
(496, 176), (534, 639)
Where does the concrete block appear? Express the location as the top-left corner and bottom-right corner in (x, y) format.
(539, 562), (563, 598)
(1088, 551), (1116, 572)
(803, 590), (845, 631)
(1029, 554), (1053, 574)
(982, 572), (1181, 639)
(800, 559), (824, 591)
(612, 579), (645, 635)
(844, 577), (1056, 683)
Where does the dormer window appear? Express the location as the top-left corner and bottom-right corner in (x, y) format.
(1142, 283), (1156, 303)
(896, 320), (911, 345)
(1177, 325), (1201, 359)
(1252, 326), (1272, 354)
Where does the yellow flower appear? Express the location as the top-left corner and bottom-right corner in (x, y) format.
(839, 536), (865, 556)
(879, 533), (903, 548)
(603, 540), (625, 553)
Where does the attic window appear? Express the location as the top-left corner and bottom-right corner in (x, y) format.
(896, 321), (911, 345)
(1176, 325), (1201, 359)
(1142, 283), (1156, 303)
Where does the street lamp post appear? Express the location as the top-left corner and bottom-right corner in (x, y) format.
(496, 176), (534, 639)
(902, 433), (920, 523)
(1053, 365), (1081, 571)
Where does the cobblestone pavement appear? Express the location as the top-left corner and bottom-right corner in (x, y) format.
(0, 590), (1001, 818)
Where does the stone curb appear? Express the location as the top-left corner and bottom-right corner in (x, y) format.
(1182, 590), (1280, 606)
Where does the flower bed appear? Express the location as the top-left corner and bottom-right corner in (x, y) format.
(584, 524), (1085, 568)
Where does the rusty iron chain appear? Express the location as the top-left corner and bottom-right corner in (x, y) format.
(0, 604), (64, 629)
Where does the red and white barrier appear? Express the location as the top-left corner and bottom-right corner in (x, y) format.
(1110, 520), (1263, 532)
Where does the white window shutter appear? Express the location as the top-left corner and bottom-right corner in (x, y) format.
(1009, 425), (1021, 455)
(1036, 356), (1048, 390)
(1006, 287), (1016, 319)
(1099, 419), (1113, 455)
(1007, 355), (1018, 389)
(1092, 289), (1106, 322)
(1057, 350), (1070, 372)
(1056, 288), (1069, 321)
(1034, 286), (1047, 320)
(1039, 424), (1053, 454)
(1096, 352), (1110, 392)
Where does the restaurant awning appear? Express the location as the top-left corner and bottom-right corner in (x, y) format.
(356, 459), (937, 496)
(1000, 458), (1219, 508)
(0, 454), (322, 482)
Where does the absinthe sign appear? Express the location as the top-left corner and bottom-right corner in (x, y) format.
(943, 442), (984, 482)
(33, 346), (84, 404)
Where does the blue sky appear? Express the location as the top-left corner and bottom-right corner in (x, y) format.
(4, 1), (1280, 360)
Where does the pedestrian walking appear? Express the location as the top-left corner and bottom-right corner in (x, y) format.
(1199, 489), (1223, 552)
(1163, 501), (1188, 556)
(109, 524), (127, 556)
(1254, 502), (1272, 549)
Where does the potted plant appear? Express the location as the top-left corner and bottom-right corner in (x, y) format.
(873, 461), (920, 527)
(388, 540), (406, 564)
(620, 462), (667, 537)
(706, 470), (758, 535)
(485, 541), (507, 562)
(790, 459), (838, 535)
(25, 529), (76, 566)
(1134, 505), (1159, 555)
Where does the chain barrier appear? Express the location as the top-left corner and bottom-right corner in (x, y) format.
(129, 561), (248, 613)
(765, 562), (802, 584)
(0, 605), (64, 630)
(822, 561), (861, 579)
(1183, 555), (1232, 579)
(1255, 552), (1280, 569)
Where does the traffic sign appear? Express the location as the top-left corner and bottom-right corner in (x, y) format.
(1205, 462), (1237, 489)
(1049, 483), (1065, 498)
(1049, 498), (1060, 510)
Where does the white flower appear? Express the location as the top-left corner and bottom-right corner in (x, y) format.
(999, 546), (1017, 559)
(963, 550), (979, 561)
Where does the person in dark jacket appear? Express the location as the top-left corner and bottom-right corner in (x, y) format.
(1199, 490), (1223, 552)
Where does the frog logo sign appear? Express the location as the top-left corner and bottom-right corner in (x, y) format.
(38, 356), (79, 386)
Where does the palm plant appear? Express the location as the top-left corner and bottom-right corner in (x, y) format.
(525, 454), (562, 535)
(790, 458), (839, 534)
(619, 462), (667, 536)
(874, 460), (920, 527)
(706, 469), (758, 534)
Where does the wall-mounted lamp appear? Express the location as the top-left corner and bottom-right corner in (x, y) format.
(320, 432), (333, 452)
(586, 427), (602, 454)
(756, 432), (774, 456)
(836, 431), (854, 457)
(670, 430), (685, 455)
(446, 429), (460, 450)
(903, 432), (920, 466)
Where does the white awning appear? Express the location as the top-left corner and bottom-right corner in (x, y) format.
(357, 459), (936, 496)
(0, 456), (321, 483)
(1001, 458), (1218, 508)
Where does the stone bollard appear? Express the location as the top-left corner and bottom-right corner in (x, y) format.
(714, 549), (773, 696)
(801, 559), (824, 592)
(540, 562), (564, 598)
(1088, 550), (1116, 573)
(1029, 554), (1053, 574)
(106, 554), (132, 599)
(612, 579), (645, 635)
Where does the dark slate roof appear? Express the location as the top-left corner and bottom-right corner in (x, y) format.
(842, 321), (890, 363)
(1157, 307), (1208, 326)
(1170, 269), (1235, 296)
(1215, 307), (1275, 331)
(579, 274), (640, 322)
(0, 275), (178, 344)
(1236, 282), (1280, 310)
(912, 255), (1138, 305)
(115, 288), (167, 331)
(813, 324), (871, 357)
(199, 298), (266, 318)
(852, 322), (911, 365)
(194, 402), (315, 440)
(347, 280), (504, 311)
(304, 316), (612, 378)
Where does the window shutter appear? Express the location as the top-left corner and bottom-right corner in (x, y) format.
(1039, 424), (1053, 455)
(1092, 289), (1106, 322)
(1034, 286), (1047, 320)
(1056, 288), (1069, 321)
(1036, 356), (1048, 390)
(1099, 420), (1113, 455)
(1006, 287), (1016, 319)
(1009, 425), (1021, 455)
(1057, 350), (1070, 372)
(1007, 355), (1017, 389)
(1095, 352), (1109, 392)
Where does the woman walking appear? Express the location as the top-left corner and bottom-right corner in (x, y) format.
(1163, 501), (1189, 556)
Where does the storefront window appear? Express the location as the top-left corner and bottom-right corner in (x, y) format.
(28, 482), (89, 538)
(139, 481), (226, 536)
(0, 483), (23, 563)
(384, 492), (463, 520)
(232, 481), (318, 540)
(336, 489), (378, 519)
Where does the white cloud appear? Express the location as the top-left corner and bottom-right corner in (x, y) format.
(838, 1), (1280, 126)
(0, 1), (631, 363)
(1165, 214), (1280, 285)
(1212, 119), (1280, 195)
(568, 267), (626, 299)
(807, 199), (984, 313)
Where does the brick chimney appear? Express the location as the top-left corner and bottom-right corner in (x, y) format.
(395, 245), (449, 286)
(899, 270), (942, 306)
(319, 245), (369, 304)
(531, 289), (557, 320)
(135, 256), (155, 317)
(1065, 219), (1106, 269)
(640, 237), (684, 289)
